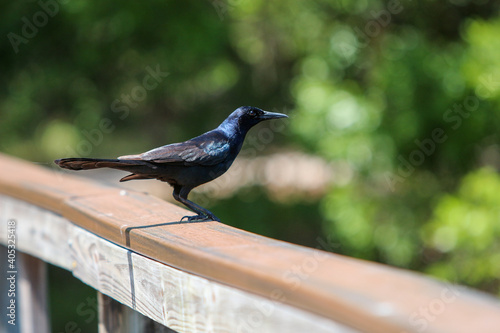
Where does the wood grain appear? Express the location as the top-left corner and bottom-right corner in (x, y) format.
(2, 152), (500, 332)
(1, 195), (355, 333)
(18, 253), (50, 333)
(98, 292), (176, 333)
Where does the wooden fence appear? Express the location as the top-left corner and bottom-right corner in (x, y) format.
(1, 152), (500, 333)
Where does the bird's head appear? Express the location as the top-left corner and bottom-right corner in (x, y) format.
(222, 106), (288, 133)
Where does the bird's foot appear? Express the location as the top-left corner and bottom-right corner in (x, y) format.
(181, 214), (221, 222)
(180, 215), (208, 222)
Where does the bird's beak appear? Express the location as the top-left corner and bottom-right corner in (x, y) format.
(260, 110), (289, 120)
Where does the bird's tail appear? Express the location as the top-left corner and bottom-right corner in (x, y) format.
(54, 158), (144, 170)
(54, 158), (158, 182)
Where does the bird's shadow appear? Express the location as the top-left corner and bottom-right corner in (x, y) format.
(123, 219), (208, 310)
(124, 219), (207, 236)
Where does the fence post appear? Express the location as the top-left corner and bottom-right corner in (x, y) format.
(1, 247), (50, 333)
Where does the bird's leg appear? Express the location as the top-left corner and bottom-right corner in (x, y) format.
(173, 186), (221, 222)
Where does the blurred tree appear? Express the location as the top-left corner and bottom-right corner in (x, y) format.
(423, 168), (500, 295)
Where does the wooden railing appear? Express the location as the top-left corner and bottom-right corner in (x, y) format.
(1, 152), (500, 333)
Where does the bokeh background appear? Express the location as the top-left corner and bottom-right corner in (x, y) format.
(2, 0), (500, 331)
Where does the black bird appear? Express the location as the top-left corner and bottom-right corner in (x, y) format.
(55, 106), (288, 222)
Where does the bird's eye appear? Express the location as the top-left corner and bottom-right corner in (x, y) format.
(248, 110), (256, 117)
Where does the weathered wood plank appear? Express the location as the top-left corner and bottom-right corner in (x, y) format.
(98, 292), (177, 333)
(0, 245), (20, 333)
(1, 152), (500, 333)
(0, 219), (50, 333)
(0, 154), (118, 215)
(18, 252), (50, 333)
(0, 194), (72, 270)
(0, 195), (357, 333)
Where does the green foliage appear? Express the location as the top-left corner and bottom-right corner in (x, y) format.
(284, 3), (500, 280)
(423, 168), (500, 294)
(462, 19), (500, 100)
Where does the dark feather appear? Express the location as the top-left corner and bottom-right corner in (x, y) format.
(135, 131), (231, 166)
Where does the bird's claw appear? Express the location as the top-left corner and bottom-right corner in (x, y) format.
(181, 214), (221, 222)
(180, 215), (204, 222)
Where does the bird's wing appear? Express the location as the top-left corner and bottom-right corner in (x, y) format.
(121, 131), (231, 166)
